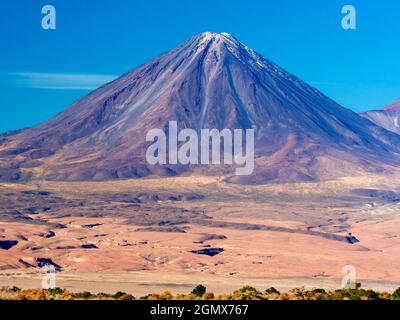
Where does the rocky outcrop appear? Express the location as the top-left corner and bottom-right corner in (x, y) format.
(35, 258), (62, 271)
(190, 248), (224, 256)
(0, 240), (18, 250)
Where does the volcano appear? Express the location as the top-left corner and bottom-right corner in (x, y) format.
(360, 99), (400, 135)
(1, 32), (400, 183)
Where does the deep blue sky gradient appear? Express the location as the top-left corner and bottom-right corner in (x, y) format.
(0, 0), (399, 132)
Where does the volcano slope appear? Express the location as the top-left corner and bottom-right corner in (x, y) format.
(1, 32), (400, 183)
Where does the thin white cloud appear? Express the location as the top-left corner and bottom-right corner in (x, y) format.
(5, 72), (118, 90)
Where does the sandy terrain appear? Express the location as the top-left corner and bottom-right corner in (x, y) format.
(1, 174), (400, 294)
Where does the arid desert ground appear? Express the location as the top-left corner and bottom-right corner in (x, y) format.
(1, 173), (400, 295)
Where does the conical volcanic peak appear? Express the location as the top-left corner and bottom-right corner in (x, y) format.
(1, 32), (400, 183)
(187, 31), (309, 87)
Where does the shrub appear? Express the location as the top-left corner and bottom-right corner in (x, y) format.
(278, 293), (290, 300)
(160, 290), (173, 300)
(363, 290), (379, 300)
(289, 287), (306, 299)
(174, 293), (189, 300)
(265, 287), (279, 294)
(379, 292), (391, 300)
(216, 293), (233, 300)
(392, 288), (400, 300)
(74, 291), (93, 299)
(312, 293), (328, 300)
(62, 293), (75, 300)
(113, 291), (127, 299)
(202, 292), (215, 300)
(95, 292), (112, 299)
(191, 285), (206, 297)
(118, 294), (135, 300)
(312, 288), (326, 294)
(47, 287), (65, 296)
(233, 286), (261, 300)
(17, 289), (47, 300)
(146, 293), (161, 300)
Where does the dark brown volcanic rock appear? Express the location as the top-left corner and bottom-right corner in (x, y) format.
(0, 240), (18, 250)
(190, 248), (224, 256)
(1, 32), (400, 183)
(35, 258), (62, 271)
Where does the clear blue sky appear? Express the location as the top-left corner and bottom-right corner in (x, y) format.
(1, 0), (399, 133)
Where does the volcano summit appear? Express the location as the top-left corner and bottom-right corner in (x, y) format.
(1, 32), (400, 183)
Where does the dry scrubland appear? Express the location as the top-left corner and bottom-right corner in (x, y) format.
(1, 284), (400, 301)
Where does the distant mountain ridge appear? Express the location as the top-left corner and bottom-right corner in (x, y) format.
(360, 99), (400, 135)
(1, 32), (400, 183)
(384, 99), (400, 111)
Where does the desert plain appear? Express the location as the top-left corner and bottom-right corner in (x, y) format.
(1, 173), (400, 295)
